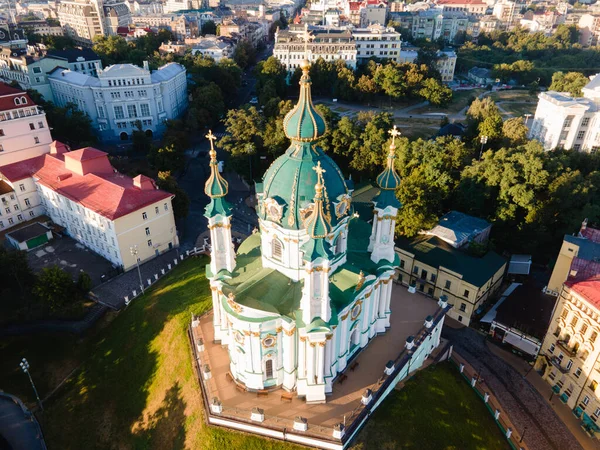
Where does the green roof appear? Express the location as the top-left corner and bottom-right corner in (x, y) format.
(396, 235), (506, 287)
(214, 218), (397, 321)
(204, 197), (232, 218)
(283, 70), (326, 142)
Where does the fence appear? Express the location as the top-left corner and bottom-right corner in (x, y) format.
(449, 352), (529, 450)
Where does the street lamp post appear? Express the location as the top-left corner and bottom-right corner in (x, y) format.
(130, 245), (144, 294)
(520, 425), (527, 443)
(479, 135), (488, 160)
(19, 358), (43, 411)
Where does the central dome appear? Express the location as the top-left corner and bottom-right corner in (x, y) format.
(260, 143), (349, 230)
(283, 68), (326, 142)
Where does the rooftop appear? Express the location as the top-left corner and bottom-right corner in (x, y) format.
(0, 148), (172, 221)
(396, 234), (506, 287)
(6, 222), (49, 243)
(48, 69), (101, 87)
(0, 82), (35, 112)
(46, 48), (100, 63)
(422, 211), (490, 248)
(494, 283), (556, 340)
(564, 233), (600, 261)
(566, 276), (600, 311)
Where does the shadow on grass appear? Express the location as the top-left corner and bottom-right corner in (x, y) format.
(38, 258), (211, 450)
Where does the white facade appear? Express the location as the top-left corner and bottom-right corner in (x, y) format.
(0, 176), (43, 231)
(48, 62), (188, 141)
(436, 49), (457, 82)
(274, 27), (357, 72)
(352, 24), (402, 64)
(0, 88), (52, 167)
(529, 74), (600, 152)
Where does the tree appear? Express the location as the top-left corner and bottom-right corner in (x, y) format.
(77, 272), (92, 294)
(93, 35), (132, 66)
(42, 102), (97, 147)
(43, 35), (75, 50)
(132, 122), (152, 153)
(201, 20), (217, 36)
(233, 40), (256, 69)
(374, 63), (406, 101)
(419, 78), (452, 106)
(0, 248), (36, 309)
(34, 266), (76, 312)
(156, 171), (190, 219)
(549, 71), (588, 97)
(148, 144), (185, 172)
(350, 112), (394, 174)
(502, 117), (529, 145)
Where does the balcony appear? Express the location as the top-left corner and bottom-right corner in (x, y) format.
(556, 340), (578, 357)
(550, 356), (571, 373)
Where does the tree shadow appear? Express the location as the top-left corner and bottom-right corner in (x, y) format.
(133, 382), (187, 450)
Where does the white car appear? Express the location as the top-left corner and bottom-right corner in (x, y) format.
(249, 97), (258, 105)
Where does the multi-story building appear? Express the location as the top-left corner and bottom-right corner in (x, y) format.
(48, 61), (187, 141)
(492, 0), (523, 29)
(128, 0), (164, 15)
(436, 0), (487, 17)
(274, 26), (357, 71)
(190, 37), (234, 61)
(0, 83), (52, 167)
(391, 8), (470, 42)
(0, 47), (102, 102)
(579, 14), (600, 47)
(0, 142), (179, 270)
(352, 24), (402, 64)
(57, 0), (132, 46)
(17, 19), (64, 36)
(529, 74), (600, 152)
(359, 0), (388, 27)
(436, 49), (457, 82)
(395, 211), (506, 326)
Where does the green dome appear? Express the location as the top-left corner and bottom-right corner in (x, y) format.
(283, 70), (326, 142)
(260, 142), (350, 231)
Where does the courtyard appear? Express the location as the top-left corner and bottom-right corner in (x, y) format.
(1, 258), (509, 450)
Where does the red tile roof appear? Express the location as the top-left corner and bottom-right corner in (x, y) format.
(0, 82), (35, 112)
(565, 277), (600, 310)
(581, 226), (600, 244)
(0, 147), (172, 221)
(437, 0), (485, 4)
(64, 147), (107, 162)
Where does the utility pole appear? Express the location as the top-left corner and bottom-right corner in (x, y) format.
(20, 358), (43, 411)
(479, 135), (488, 160)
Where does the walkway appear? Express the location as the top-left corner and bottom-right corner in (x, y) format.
(486, 342), (600, 450)
(443, 326), (583, 450)
(0, 393), (46, 450)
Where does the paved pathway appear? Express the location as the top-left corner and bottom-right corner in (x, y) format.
(0, 393), (46, 450)
(443, 324), (583, 450)
(91, 248), (184, 310)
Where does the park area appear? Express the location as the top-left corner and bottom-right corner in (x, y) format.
(0, 258), (507, 450)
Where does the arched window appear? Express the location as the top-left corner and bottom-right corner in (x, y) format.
(265, 359), (273, 379)
(272, 237), (283, 261)
(20, 96), (27, 104)
(14, 97), (20, 105)
(350, 327), (360, 347)
(335, 234), (344, 254)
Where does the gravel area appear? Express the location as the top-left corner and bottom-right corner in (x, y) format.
(443, 326), (583, 450)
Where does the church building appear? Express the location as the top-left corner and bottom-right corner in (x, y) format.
(204, 59), (401, 403)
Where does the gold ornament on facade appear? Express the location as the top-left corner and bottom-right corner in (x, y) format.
(262, 335), (277, 348)
(318, 342), (326, 347)
(264, 198), (284, 223)
(251, 331), (261, 337)
(326, 334), (333, 340)
(226, 292), (242, 313)
(309, 342), (316, 347)
(288, 168), (300, 227)
(300, 204), (315, 228)
(300, 336), (307, 342)
(351, 300), (363, 321)
(276, 326), (283, 333)
(355, 270), (365, 291)
(284, 327), (296, 336)
(243, 330), (251, 336)
(341, 312), (350, 321)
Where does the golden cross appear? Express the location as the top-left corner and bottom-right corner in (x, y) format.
(301, 24), (313, 61)
(206, 130), (217, 150)
(388, 125), (401, 145)
(313, 161), (326, 180)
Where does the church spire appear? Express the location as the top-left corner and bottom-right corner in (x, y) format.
(376, 125), (402, 191)
(302, 161), (333, 261)
(204, 130), (229, 198)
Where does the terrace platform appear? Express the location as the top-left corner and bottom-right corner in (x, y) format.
(191, 283), (446, 448)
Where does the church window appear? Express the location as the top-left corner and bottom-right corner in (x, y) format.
(265, 359), (274, 378)
(335, 234), (344, 254)
(262, 336), (276, 348)
(351, 302), (362, 320)
(272, 238), (283, 261)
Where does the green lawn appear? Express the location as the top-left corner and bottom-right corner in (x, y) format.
(412, 89), (486, 115)
(10, 257), (301, 450)
(350, 362), (509, 450)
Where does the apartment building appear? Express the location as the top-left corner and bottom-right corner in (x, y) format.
(48, 61), (187, 141)
(395, 211), (506, 326)
(529, 74), (600, 152)
(0, 143), (179, 270)
(579, 14), (600, 47)
(274, 26), (357, 71)
(353, 24), (402, 64)
(436, 0), (487, 17)
(0, 83), (52, 167)
(436, 49), (457, 82)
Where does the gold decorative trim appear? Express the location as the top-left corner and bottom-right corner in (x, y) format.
(227, 293), (242, 313)
(341, 312), (350, 320)
(284, 327), (296, 336)
(243, 330), (251, 336)
(306, 266), (331, 274)
(318, 342), (326, 347)
(262, 335), (277, 348)
(351, 300), (363, 321)
(365, 292), (371, 298)
(309, 342), (316, 347)
(251, 331), (261, 337)
(276, 326), (283, 333)
(211, 286), (217, 291)
(331, 325), (337, 329)
(288, 168), (300, 227)
(356, 270), (365, 291)
(209, 223), (231, 229)
(326, 334), (333, 340)
(300, 336), (307, 342)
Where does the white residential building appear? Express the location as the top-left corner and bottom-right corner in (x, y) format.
(529, 74), (600, 152)
(0, 83), (52, 167)
(48, 62), (187, 141)
(274, 26), (357, 71)
(190, 38), (234, 61)
(436, 49), (457, 82)
(352, 24), (402, 64)
(0, 143), (179, 270)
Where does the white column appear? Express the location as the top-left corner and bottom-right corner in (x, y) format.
(245, 332), (253, 372)
(317, 342), (325, 384)
(324, 336), (332, 377)
(307, 342), (316, 384)
(283, 329), (296, 390)
(369, 287), (378, 338)
(252, 332), (261, 375)
(277, 328), (283, 369)
(212, 287), (222, 333)
(331, 325), (339, 376)
(378, 282), (386, 318)
(368, 211), (378, 251)
(360, 297), (370, 347)
(375, 215), (382, 244)
(298, 336), (306, 380)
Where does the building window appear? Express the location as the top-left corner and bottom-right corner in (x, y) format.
(0, 129), (4, 136)
(164, 203), (168, 211)
(431, 274), (437, 282)
(17, 214), (22, 221)
(564, 116), (574, 128)
(114, 105), (124, 119)
(24, 198), (30, 206)
(0, 221), (3, 228)
(19, 184), (25, 192)
(445, 280), (451, 289)
(460, 303), (466, 312)
(34, 136), (39, 144)
(155, 206), (159, 215)
(142, 212), (147, 220)
(38, 121), (44, 128)
(29, 123), (35, 130)
(595, 408), (600, 418)
(14, 204), (19, 211)
(147, 239), (152, 247)
(127, 104), (138, 118)
(571, 316), (579, 328)
(265, 359), (274, 378)
(413, 266), (419, 274)
(0, 144), (3, 152)
(463, 289), (469, 298)
(591, 380), (598, 391)
(582, 117), (590, 126)
(566, 360), (573, 370)
(8, 218), (13, 225)
(549, 343), (555, 353)
(560, 309), (568, 319)
(592, 331), (598, 343)
(145, 227), (150, 236)
(581, 323), (589, 335)
(29, 211), (34, 217)
(140, 104), (150, 116)
(575, 367), (582, 378)
(577, 131), (585, 140)
(272, 238), (283, 261)
(458, 315), (463, 322)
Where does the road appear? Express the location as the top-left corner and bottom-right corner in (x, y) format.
(443, 325), (583, 450)
(175, 45), (273, 249)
